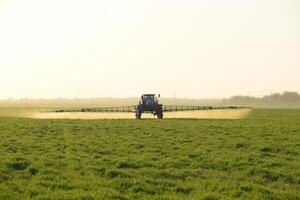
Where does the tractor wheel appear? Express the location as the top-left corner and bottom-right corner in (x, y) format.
(135, 108), (142, 119)
(157, 110), (163, 119)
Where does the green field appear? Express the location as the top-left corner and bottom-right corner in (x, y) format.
(0, 109), (299, 200)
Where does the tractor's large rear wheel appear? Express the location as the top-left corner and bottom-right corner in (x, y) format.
(135, 107), (142, 119)
(157, 109), (163, 119)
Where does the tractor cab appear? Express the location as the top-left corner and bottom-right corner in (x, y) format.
(140, 94), (159, 106)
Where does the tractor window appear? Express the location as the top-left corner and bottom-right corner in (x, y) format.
(143, 96), (155, 105)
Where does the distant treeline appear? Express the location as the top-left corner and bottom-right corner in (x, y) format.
(0, 97), (223, 108)
(0, 91), (299, 108)
(223, 92), (300, 107)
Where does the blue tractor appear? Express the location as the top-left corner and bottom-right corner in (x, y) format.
(135, 94), (163, 119)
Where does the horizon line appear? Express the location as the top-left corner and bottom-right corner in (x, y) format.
(0, 91), (299, 101)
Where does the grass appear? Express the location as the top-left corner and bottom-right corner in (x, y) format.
(0, 109), (299, 199)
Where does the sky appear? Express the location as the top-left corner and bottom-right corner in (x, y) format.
(0, 0), (299, 99)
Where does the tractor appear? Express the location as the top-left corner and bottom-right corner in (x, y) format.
(135, 94), (163, 119)
(49, 93), (248, 120)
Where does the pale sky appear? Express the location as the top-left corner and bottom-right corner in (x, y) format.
(0, 0), (299, 99)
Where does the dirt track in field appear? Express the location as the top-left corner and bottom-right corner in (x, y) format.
(32, 109), (252, 119)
